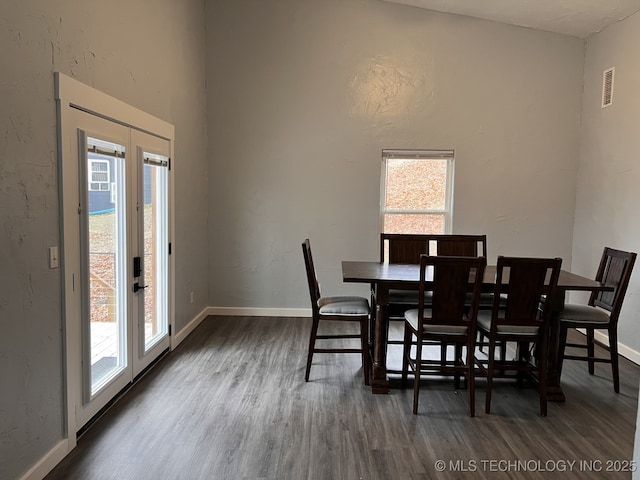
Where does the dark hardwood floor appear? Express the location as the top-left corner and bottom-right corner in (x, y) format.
(46, 316), (639, 479)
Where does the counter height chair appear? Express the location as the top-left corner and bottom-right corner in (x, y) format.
(380, 234), (488, 369)
(401, 254), (486, 416)
(380, 233), (487, 319)
(475, 256), (562, 416)
(558, 247), (636, 393)
(380, 233), (432, 322)
(302, 239), (371, 385)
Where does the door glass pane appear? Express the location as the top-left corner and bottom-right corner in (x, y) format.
(142, 154), (169, 351)
(86, 137), (127, 396)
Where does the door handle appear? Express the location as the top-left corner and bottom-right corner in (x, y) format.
(133, 282), (148, 293)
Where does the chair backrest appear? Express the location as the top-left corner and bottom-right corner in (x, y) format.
(589, 247), (637, 320)
(380, 233), (487, 263)
(417, 254), (486, 328)
(430, 234), (487, 257)
(381, 233), (430, 263)
(302, 239), (321, 314)
(491, 256), (562, 329)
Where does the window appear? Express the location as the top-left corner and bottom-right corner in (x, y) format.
(380, 149), (454, 234)
(88, 159), (111, 191)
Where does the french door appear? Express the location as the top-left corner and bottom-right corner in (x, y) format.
(65, 108), (172, 430)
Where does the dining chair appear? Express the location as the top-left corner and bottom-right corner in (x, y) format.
(379, 233), (432, 323)
(302, 239), (371, 385)
(428, 235), (494, 363)
(379, 234), (489, 366)
(557, 247), (636, 393)
(380, 233), (487, 318)
(475, 256), (562, 416)
(401, 254), (486, 416)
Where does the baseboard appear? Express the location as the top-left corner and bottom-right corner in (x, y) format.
(207, 306), (311, 317)
(171, 306), (211, 349)
(19, 439), (70, 480)
(592, 330), (640, 366)
(171, 306), (310, 349)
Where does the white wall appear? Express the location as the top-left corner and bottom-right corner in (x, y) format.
(574, 10), (640, 359)
(0, 1), (208, 478)
(206, 0), (585, 309)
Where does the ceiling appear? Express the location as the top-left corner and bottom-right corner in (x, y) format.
(382, 0), (640, 37)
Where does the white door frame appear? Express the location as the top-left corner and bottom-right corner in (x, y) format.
(55, 72), (175, 450)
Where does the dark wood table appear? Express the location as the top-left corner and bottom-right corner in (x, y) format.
(342, 261), (611, 398)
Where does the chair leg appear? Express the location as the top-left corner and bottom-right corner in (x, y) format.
(516, 341), (528, 388)
(538, 335), (548, 417)
(609, 328), (620, 393)
(466, 344), (475, 417)
(477, 330), (486, 352)
(485, 338), (495, 414)
(587, 328), (595, 375)
(401, 324), (411, 388)
(557, 324), (569, 382)
(305, 317), (320, 382)
(441, 342), (448, 368)
(454, 344), (462, 389)
(413, 339), (423, 415)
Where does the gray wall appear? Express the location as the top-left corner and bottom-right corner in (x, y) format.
(206, 0), (585, 308)
(9, 0), (638, 477)
(574, 10), (640, 356)
(0, 1), (208, 478)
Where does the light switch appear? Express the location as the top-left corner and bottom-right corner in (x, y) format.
(49, 246), (59, 269)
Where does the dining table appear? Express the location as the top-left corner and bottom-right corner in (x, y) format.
(342, 260), (612, 399)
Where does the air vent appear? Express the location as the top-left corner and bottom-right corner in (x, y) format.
(602, 67), (615, 108)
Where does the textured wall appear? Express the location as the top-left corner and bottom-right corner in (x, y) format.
(0, 1), (207, 478)
(206, 0), (585, 308)
(574, 11), (640, 354)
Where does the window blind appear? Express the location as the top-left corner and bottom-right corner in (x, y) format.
(382, 149), (454, 160)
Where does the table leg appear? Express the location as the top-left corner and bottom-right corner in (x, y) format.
(370, 303), (390, 394)
(546, 291), (566, 402)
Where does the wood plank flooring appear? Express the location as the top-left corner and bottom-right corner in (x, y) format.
(45, 316), (639, 480)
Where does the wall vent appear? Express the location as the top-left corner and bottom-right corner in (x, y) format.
(602, 67), (615, 108)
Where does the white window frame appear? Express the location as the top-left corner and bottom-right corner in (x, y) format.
(88, 158), (111, 191)
(380, 149), (455, 233)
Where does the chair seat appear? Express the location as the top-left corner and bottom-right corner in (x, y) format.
(318, 296), (369, 315)
(477, 311), (540, 336)
(405, 309), (468, 335)
(559, 304), (610, 325)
